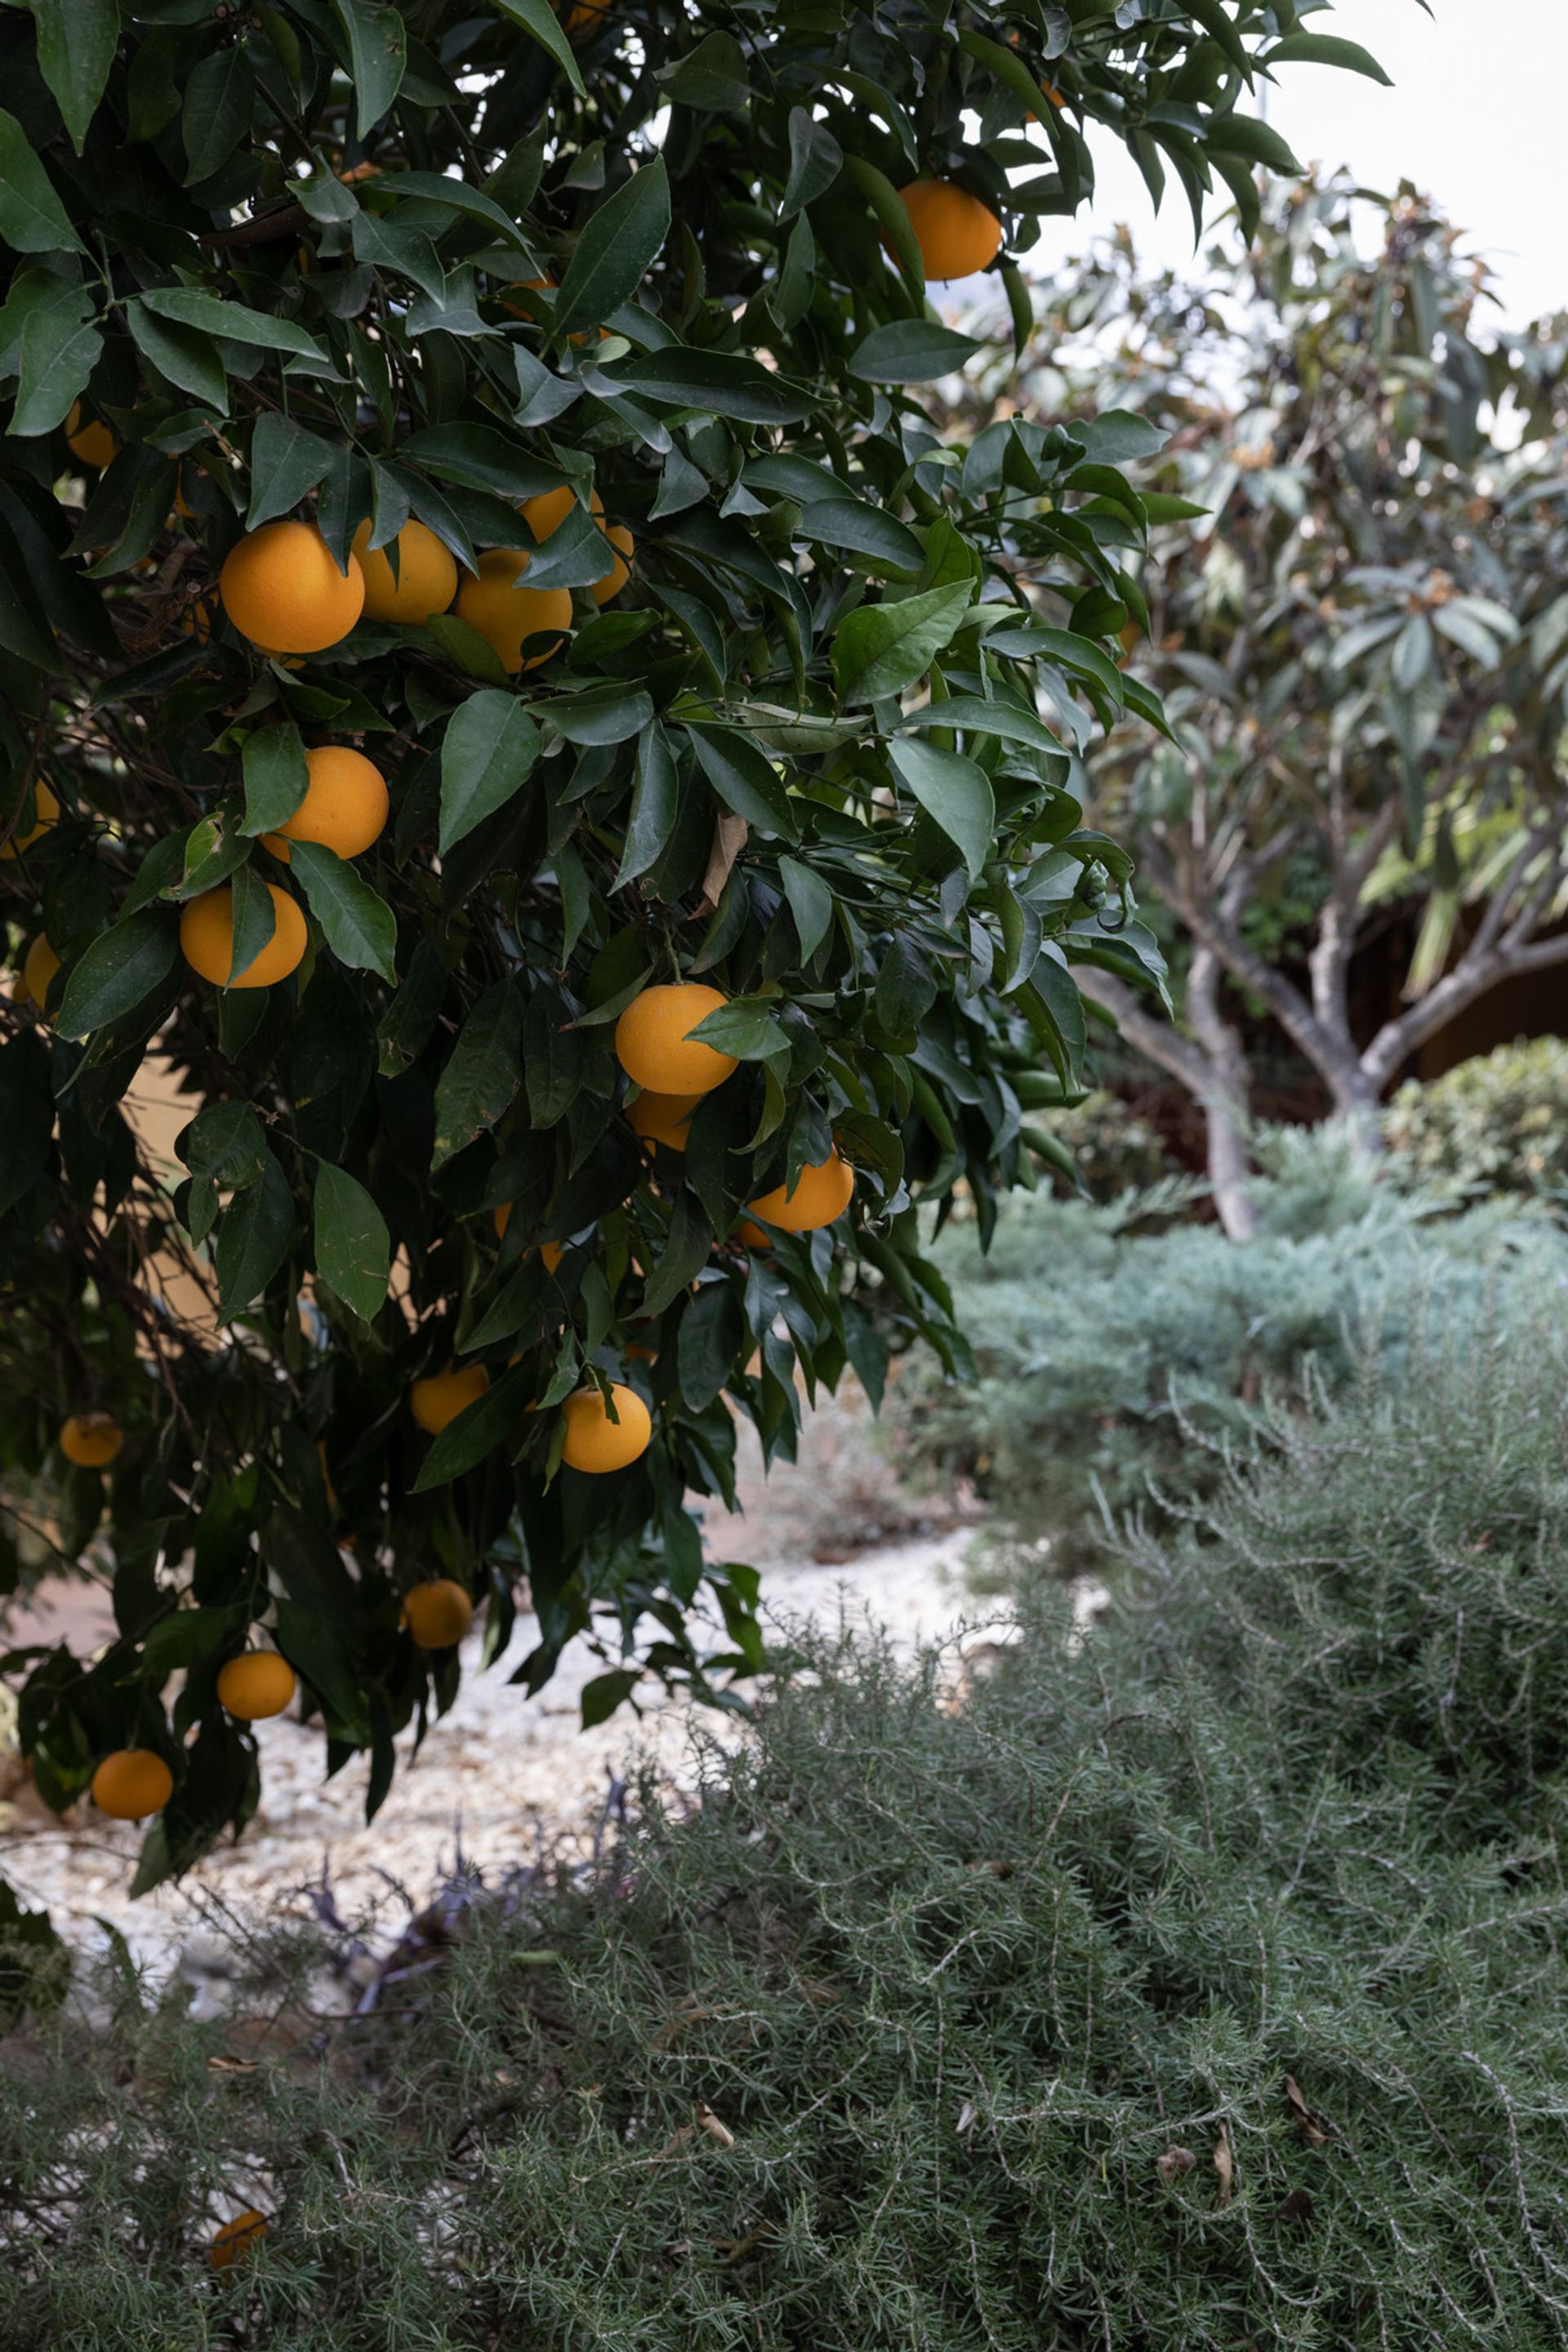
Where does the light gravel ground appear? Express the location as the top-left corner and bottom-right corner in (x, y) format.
(1, 1395), (1008, 1979)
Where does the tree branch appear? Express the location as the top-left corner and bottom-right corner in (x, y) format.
(1071, 964), (1217, 1100)
(1361, 923), (1568, 1093)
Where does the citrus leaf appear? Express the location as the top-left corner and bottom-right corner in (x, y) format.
(439, 690), (541, 853)
(287, 841), (398, 982)
(313, 1160), (390, 1324)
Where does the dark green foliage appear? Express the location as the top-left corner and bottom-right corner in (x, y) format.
(889, 1126), (1568, 1569)
(10, 1332), (1568, 2345)
(0, 0), (1374, 1874)
(1384, 1037), (1568, 1204)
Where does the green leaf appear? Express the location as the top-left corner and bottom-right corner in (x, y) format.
(832, 582), (973, 705)
(488, 0), (586, 98)
(439, 691), (542, 854)
(657, 30), (749, 111)
(226, 860), (277, 984)
(351, 211), (445, 301)
(536, 686), (653, 745)
(603, 349), (813, 426)
(1208, 113), (1303, 176)
(314, 1161), (390, 1324)
(642, 1192), (712, 1317)
(332, 0), (407, 138)
(11, 296), (100, 437)
(554, 156), (670, 339)
(29, 0), (119, 154)
(126, 301), (225, 412)
(684, 724), (799, 840)
(138, 289), (327, 364)
(777, 856), (834, 962)
(0, 109), (84, 253)
(580, 1667), (640, 1728)
(373, 172), (535, 255)
(399, 424), (564, 501)
(240, 721), (310, 838)
(888, 739), (996, 880)
(615, 722), (679, 888)
(246, 414), (335, 529)
(1263, 32), (1392, 85)
(781, 105), (842, 218)
(181, 47), (253, 185)
(412, 1361), (534, 1489)
(433, 980), (523, 1166)
(216, 1151), (294, 1316)
(177, 1100), (266, 1189)
(848, 320), (983, 384)
(896, 696), (1062, 755)
(287, 841), (398, 982)
(56, 911), (176, 1042)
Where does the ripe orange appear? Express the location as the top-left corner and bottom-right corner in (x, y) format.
(403, 1578), (474, 1647)
(60, 1411), (123, 1468)
(91, 1748), (173, 1820)
(219, 520), (366, 654)
(180, 884), (308, 988)
(209, 2210), (269, 2270)
(591, 519), (634, 606)
(734, 1218), (773, 1250)
(626, 1089), (700, 1151)
(65, 401), (119, 470)
(408, 1362), (488, 1434)
(613, 984), (736, 1097)
(897, 180), (1004, 281)
(561, 1382), (652, 1472)
(748, 1151), (856, 1233)
(261, 745), (389, 862)
(350, 518), (458, 626)
(21, 934), (60, 1014)
(453, 549), (572, 673)
(518, 482), (577, 542)
(216, 1651), (297, 1721)
(2, 780), (59, 859)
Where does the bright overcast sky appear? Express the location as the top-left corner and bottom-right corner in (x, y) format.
(1018, 2), (1566, 329)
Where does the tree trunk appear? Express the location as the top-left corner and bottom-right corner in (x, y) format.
(1185, 942), (1258, 1240)
(1201, 1083), (1258, 1241)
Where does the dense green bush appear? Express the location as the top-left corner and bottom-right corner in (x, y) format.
(1384, 1039), (1568, 1203)
(1124, 1327), (1568, 1848)
(9, 1330), (1568, 2346)
(889, 1125), (1568, 1568)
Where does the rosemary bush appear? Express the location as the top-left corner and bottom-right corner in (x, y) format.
(7, 1327), (1568, 2347)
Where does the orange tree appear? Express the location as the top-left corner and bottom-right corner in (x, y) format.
(0, 0), (1370, 1887)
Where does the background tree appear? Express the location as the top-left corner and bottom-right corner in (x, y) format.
(0, 0), (1366, 1884)
(992, 175), (1568, 1234)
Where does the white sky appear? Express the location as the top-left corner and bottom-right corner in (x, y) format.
(1018, 1), (1565, 328)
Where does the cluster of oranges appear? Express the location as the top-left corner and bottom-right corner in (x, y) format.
(216, 496), (630, 675)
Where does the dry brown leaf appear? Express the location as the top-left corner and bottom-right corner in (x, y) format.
(657, 2123), (696, 2158)
(204, 2054), (260, 2074)
(696, 813), (748, 913)
(695, 2100), (735, 2149)
(1283, 2074), (1328, 2147)
(1156, 2145), (1196, 2184)
(1214, 2127), (1234, 2208)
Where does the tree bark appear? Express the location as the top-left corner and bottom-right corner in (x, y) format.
(1072, 963), (1258, 1241)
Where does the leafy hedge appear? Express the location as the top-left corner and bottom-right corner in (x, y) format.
(1383, 1037), (1568, 1203)
(888, 1125), (1568, 1567)
(8, 1319), (1568, 2346)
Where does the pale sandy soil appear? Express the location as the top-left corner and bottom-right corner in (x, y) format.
(0, 1392), (1004, 1980)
